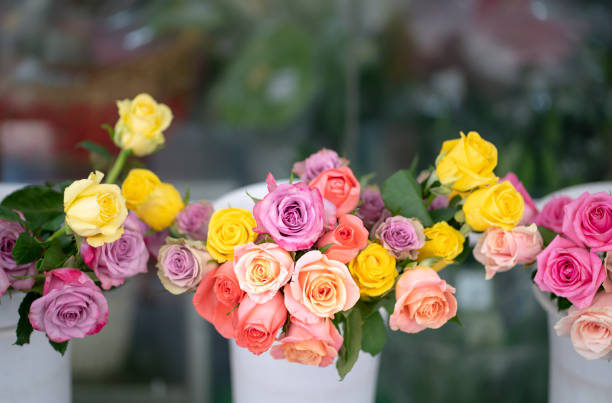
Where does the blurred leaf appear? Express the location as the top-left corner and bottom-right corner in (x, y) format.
(49, 340), (69, 356)
(336, 307), (363, 380)
(1, 186), (63, 229)
(382, 170), (432, 226)
(430, 208), (457, 223)
(361, 311), (386, 356)
(15, 292), (40, 346)
(538, 226), (557, 246)
(78, 141), (112, 161)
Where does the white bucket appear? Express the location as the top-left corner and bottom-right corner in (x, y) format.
(214, 181), (381, 403)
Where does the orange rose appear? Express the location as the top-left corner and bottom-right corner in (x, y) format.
(316, 214), (369, 263)
(309, 167), (360, 215)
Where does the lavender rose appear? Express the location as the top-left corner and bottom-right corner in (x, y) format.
(0, 217), (36, 295)
(175, 201), (214, 241)
(253, 174), (324, 251)
(292, 149), (346, 183)
(29, 268), (109, 342)
(375, 216), (426, 260)
(357, 188), (387, 230)
(157, 238), (218, 294)
(81, 213), (149, 290)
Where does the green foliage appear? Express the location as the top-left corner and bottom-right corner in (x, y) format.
(319, 243), (334, 253)
(381, 170), (433, 227)
(336, 307), (363, 380)
(15, 292), (40, 346)
(49, 339), (69, 356)
(12, 233), (43, 265)
(78, 141), (112, 160)
(556, 296), (572, 311)
(430, 207), (457, 223)
(39, 241), (69, 271)
(1, 186), (64, 229)
(0, 206), (22, 223)
(449, 315), (463, 327)
(101, 123), (115, 139)
(538, 226), (557, 246)
(361, 311), (386, 356)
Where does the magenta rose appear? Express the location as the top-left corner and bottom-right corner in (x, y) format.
(253, 174), (324, 251)
(501, 172), (538, 225)
(81, 213), (149, 290)
(0, 217), (36, 295)
(562, 192), (612, 252)
(292, 149), (346, 183)
(29, 268), (109, 342)
(175, 201), (214, 241)
(535, 196), (573, 233)
(534, 236), (606, 309)
(357, 188), (387, 229)
(375, 216), (425, 260)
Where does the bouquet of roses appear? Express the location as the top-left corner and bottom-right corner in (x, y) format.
(0, 93), (184, 353)
(154, 131), (528, 378)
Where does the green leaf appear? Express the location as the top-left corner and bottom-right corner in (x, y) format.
(12, 233), (43, 265)
(0, 206), (22, 222)
(1, 186), (63, 229)
(15, 292), (41, 346)
(336, 308), (363, 380)
(361, 311), (386, 356)
(453, 237), (471, 265)
(245, 191), (262, 204)
(40, 241), (69, 271)
(429, 208), (457, 223)
(538, 226), (557, 246)
(48, 339), (69, 356)
(319, 243), (334, 253)
(101, 123), (115, 139)
(78, 141), (112, 161)
(408, 156), (419, 175)
(449, 315), (463, 327)
(358, 173), (376, 189)
(183, 185), (191, 205)
(557, 296), (572, 311)
(381, 170), (432, 227)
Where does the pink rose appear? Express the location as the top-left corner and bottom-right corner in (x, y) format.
(534, 236), (606, 309)
(233, 242), (294, 303)
(193, 261), (244, 339)
(323, 199), (338, 231)
(309, 167), (360, 215)
(501, 172), (538, 225)
(0, 218), (36, 294)
(157, 238), (218, 294)
(554, 292), (612, 360)
(389, 267), (457, 333)
(427, 195), (450, 211)
(562, 192), (612, 252)
(145, 229), (169, 260)
(292, 149), (347, 184)
(535, 196), (573, 233)
(473, 224), (543, 280)
(285, 251), (359, 322)
(29, 268), (109, 342)
(234, 293), (287, 355)
(271, 316), (343, 367)
(175, 201), (214, 241)
(317, 214), (369, 263)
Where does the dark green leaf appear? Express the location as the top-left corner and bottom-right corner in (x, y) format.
(319, 243), (334, 253)
(0, 206), (22, 222)
(538, 226), (557, 246)
(336, 308), (363, 380)
(1, 186), (63, 229)
(48, 339), (69, 355)
(557, 297), (572, 311)
(78, 141), (112, 160)
(449, 315), (463, 327)
(41, 214), (66, 232)
(40, 241), (69, 271)
(429, 207), (457, 223)
(12, 233), (43, 265)
(452, 237), (471, 265)
(15, 292), (41, 346)
(361, 311), (386, 356)
(381, 170), (432, 227)
(183, 185), (191, 205)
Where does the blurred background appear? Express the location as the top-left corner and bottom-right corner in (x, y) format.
(1, 0), (611, 402)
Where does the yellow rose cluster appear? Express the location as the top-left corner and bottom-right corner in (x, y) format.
(418, 222), (465, 271)
(122, 169), (184, 231)
(349, 243), (398, 298)
(206, 208), (258, 262)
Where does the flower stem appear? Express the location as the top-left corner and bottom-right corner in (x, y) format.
(46, 224), (69, 244)
(105, 148), (131, 184)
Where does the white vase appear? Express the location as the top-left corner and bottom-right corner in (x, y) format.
(534, 182), (612, 403)
(214, 182), (381, 403)
(0, 183), (71, 403)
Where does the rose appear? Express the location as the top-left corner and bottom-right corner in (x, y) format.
(64, 171), (128, 247)
(357, 188), (387, 229)
(234, 293), (287, 355)
(374, 216), (425, 260)
(603, 253), (612, 293)
(157, 238), (218, 294)
(193, 261), (244, 339)
(317, 214), (369, 263)
(285, 251), (359, 320)
(0, 217), (36, 295)
(29, 268), (109, 342)
(435, 131), (498, 192)
(253, 174), (324, 251)
(389, 267), (457, 333)
(535, 196), (573, 233)
(562, 192), (612, 252)
(145, 229), (169, 260)
(535, 236), (606, 309)
(134, 183), (184, 231)
(271, 317), (343, 367)
(463, 181), (524, 231)
(473, 224), (543, 280)
(348, 243), (397, 298)
(292, 148), (347, 183)
(418, 222), (465, 270)
(121, 169), (161, 210)
(554, 292), (612, 360)
(428, 195), (450, 211)
(322, 199), (338, 231)
(174, 201), (214, 241)
(233, 242), (294, 303)
(81, 213), (149, 290)
(500, 172), (538, 225)
(207, 208), (258, 262)
(309, 167), (360, 215)
(114, 93), (173, 156)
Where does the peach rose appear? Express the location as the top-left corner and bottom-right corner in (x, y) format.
(234, 293), (287, 355)
(192, 262), (244, 339)
(309, 167), (360, 215)
(389, 267), (457, 333)
(317, 214), (369, 263)
(554, 292), (612, 360)
(285, 251), (360, 321)
(271, 316), (343, 367)
(233, 242), (294, 303)
(603, 253), (612, 293)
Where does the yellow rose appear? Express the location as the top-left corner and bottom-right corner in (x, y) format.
(463, 181), (524, 231)
(64, 171), (128, 247)
(207, 208), (258, 263)
(122, 169), (161, 210)
(418, 222), (465, 271)
(134, 183), (184, 231)
(436, 131), (498, 192)
(348, 243), (398, 298)
(114, 93), (173, 156)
